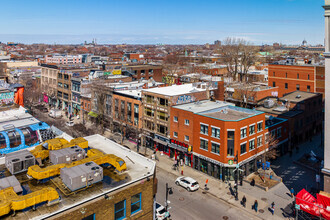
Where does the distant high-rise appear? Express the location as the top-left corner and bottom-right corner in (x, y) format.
(214, 40), (221, 46)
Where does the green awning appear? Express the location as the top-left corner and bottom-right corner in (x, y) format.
(88, 111), (98, 118)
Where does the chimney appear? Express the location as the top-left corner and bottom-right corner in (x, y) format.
(214, 81), (225, 101)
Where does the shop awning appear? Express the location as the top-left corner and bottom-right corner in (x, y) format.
(169, 143), (188, 153)
(88, 111), (98, 118)
(153, 138), (168, 146)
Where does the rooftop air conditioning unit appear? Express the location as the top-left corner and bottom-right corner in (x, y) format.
(263, 99), (275, 108)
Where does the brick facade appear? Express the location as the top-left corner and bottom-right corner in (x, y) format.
(49, 176), (156, 220)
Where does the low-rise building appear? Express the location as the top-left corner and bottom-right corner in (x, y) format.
(170, 101), (288, 181)
(256, 91), (323, 149)
(141, 82), (224, 154)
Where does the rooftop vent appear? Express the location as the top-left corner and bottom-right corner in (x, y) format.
(296, 95), (301, 99)
(263, 99), (275, 108)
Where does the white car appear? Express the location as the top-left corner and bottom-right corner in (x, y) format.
(155, 202), (170, 220)
(65, 121), (75, 127)
(175, 176), (199, 191)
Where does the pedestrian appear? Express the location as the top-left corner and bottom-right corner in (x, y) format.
(250, 178), (255, 187)
(290, 188), (295, 198)
(181, 166), (184, 175)
(270, 202), (275, 215)
(253, 200), (258, 212)
(242, 195), (246, 208)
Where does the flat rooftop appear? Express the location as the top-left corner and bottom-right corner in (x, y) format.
(198, 105), (264, 121)
(114, 89), (142, 98)
(143, 83), (211, 96)
(173, 100), (234, 113)
(279, 91), (320, 102)
(2, 134), (155, 220)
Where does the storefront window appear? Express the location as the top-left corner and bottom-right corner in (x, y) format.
(200, 159), (208, 174)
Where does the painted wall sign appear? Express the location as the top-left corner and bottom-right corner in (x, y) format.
(175, 95), (196, 105)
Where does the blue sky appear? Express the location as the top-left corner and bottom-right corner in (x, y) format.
(0, 0), (325, 45)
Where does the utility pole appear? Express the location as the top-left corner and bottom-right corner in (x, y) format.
(165, 183), (173, 212)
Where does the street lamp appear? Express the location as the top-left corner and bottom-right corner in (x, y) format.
(165, 183), (173, 212)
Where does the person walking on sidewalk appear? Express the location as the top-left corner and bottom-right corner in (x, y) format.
(253, 200), (258, 213)
(241, 195), (246, 208)
(290, 188), (295, 198)
(270, 202), (275, 215)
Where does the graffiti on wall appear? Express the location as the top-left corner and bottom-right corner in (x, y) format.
(0, 92), (14, 106)
(175, 95), (196, 105)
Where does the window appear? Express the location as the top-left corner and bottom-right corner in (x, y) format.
(307, 85), (310, 92)
(257, 122), (263, 132)
(265, 133), (269, 143)
(131, 193), (141, 215)
(115, 200), (126, 220)
(273, 72), (275, 76)
(174, 116), (178, 122)
(200, 139), (208, 150)
(271, 129), (276, 138)
(200, 124), (208, 135)
(249, 139), (255, 150)
(157, 111), (168, 121)
(277, 128), (281, 138)
(157, 124), (167, 135)
(297, 73), (299, 79)
(272, 82), (276, 87)
(145, 108), (154, 117)
(285, 83), (288, 89)
(240, 143), (246, 154)
(296, 84), (300, 91)
(185, 119), (190, 125)
(158, 98), (168, 107)
(82, 214), (95, 220)
(227, 130), (235, 156)
(146, 95), (154, 104)
(240, 127), (247, 139)
(185, 135), (189, 142)
(257, 136), (263, 147)
(211, 142), (220, 154)
(211, 127), (220, 138)
(308, 74), (310, 80)
(249, 125), (255, 135)
(64, 83), (69, 89)
(285, 72), (287, 78)
(173, 132), (178, 138)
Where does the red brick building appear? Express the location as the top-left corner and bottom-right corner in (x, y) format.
(171, 103), (288, 181)
(268, 64), (325, 98)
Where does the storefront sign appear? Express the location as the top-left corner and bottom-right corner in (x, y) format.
(228, 160), (233, 165)
(170, 139), (188, 148)
(155, 134), (169, 143)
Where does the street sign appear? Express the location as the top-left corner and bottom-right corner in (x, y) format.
(228, 160), (233, 165)
(295, 204), (300, 210)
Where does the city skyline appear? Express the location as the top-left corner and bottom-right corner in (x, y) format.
(0, 0), (325, 45)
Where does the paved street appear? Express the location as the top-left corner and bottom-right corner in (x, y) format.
(156, 167), (260, 220)
(271, 133), (324, 193)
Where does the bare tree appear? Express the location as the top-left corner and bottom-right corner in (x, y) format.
(92, 82), (106, 134)
(255, 133), (279, 182)
(221, 37), (257, 82)
(22, 78), (41, 108)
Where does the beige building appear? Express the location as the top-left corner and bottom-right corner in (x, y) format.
(41, 64), (59, 106)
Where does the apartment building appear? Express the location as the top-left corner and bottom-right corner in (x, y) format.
(41, 64), (59, 106)
(122, 64), (163, 81)
(141, 82), (224, 153)
(112, 90), (143, 141)
(268, 64), (325, 98)
(256, 91), (323, 148)
(45, 55), (82, 64)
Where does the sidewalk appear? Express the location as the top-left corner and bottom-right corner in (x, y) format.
(154, 153), (294, 220)
(92, 131), (295, 219)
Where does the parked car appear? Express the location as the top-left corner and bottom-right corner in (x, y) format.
(65, 121), (75, 127)
(175, 176), (199, 192)
(48, 109), (62, 118)
(155, 202), (170, 220)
